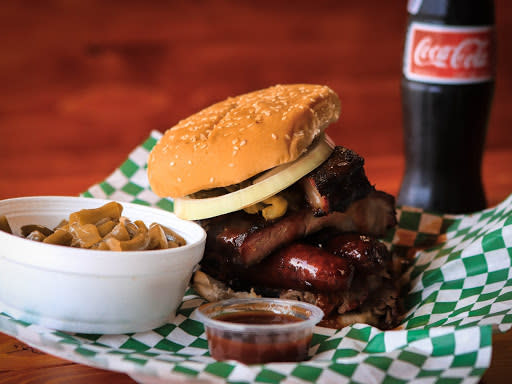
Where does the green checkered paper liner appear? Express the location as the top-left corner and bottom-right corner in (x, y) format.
(1, 130), (511, 384)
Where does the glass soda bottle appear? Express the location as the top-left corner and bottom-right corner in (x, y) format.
(398, 0), (496, 213)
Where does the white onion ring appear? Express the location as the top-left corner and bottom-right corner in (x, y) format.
(173, 134), (335, 220)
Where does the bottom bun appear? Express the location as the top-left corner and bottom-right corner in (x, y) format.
(192, 270), (402, 330)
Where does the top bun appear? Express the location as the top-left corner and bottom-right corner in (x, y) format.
(148, 84), (341, 198)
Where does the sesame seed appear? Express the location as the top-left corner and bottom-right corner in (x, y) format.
(240, 139), (246, 146)
(188, 160), (192, 165)
(177, 177), (182, 182)
(210, 177), (214, 183)
(228, 163), (234, 167)
(271, 133), (277, 140)
(169, 161), (175, 166)
(285, 134), (290, 140)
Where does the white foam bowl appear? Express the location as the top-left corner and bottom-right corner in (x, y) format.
(0, 196), (206, 334)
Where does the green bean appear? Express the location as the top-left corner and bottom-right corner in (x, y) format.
(124, 220), (150, 250)
(167, 240), (180, 248)
(95, 217), (110, 226)
(54, 219), (69, 230)
(120, 232), (150, 251)
(43, 229), (73, 246)
(26, 230), (47, 242)
(107, 222), (131, 241)
(0, 215), (12, 234)
(105, 233), (150, 251)
(96, 220), (116, 237)
(92, 241), (110, 250)
(148, 223), (168, 250)
(21, 224), (53, 238)
(134, 220), (148, 232)
(8, 201), (186, 251)
(57, 223), (70, 232)
(69, 201), (123, 226)
(109, 220), (149, 251)
(104, 237), (122, 251)
(69, 223), (102, 248)
(161, 225), (186, 247)
(121, 217), (139, 237)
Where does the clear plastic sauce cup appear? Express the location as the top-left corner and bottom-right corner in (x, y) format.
(196, 298), (324, 364)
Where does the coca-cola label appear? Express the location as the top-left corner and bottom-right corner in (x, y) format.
(404, 22), (495, 84)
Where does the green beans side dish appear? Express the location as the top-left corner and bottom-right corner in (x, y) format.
(0, 201), (186, 251)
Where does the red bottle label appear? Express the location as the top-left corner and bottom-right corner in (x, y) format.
(404, 22), (494, 84)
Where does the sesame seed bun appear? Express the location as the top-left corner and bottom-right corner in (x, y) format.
(147, 84), (341, 198)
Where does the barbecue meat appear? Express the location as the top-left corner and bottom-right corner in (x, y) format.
(340, 190), (396, 235)
(227, 243), (354, 292)
(197, 232), (397, 324)
(201, 209), (304, 266)
(207, 234), (389, 294)
(194, 145), (401, 329)
(302, 146), (374, 216)
(304, 190), (396, 237)
(325, 233), (389, 272)
(200, 190), (396, 266)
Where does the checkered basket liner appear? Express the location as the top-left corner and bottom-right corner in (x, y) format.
(1, 130), (511, 384)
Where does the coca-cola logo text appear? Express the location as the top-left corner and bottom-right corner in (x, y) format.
(414, 36), (489, 69)
(404, 23), (494, 83)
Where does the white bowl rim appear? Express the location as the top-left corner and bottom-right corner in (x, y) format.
(0, 195), (206, 275)
(195, 298), (324, 334)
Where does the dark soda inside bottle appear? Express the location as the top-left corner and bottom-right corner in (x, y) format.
(398, 0), (495, 213)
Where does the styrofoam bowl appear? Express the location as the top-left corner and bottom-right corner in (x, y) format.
(0, 196), (206, 334)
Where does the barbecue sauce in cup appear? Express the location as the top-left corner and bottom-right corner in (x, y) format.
(196, 299), (323, 364)
(215, 311), (302, 324)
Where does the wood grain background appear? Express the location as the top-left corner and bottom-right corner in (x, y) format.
(0, 0), (510, 202)
(0, 1), (511, 383)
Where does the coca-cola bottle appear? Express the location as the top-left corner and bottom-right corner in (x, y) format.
(398, 0), (495, 213)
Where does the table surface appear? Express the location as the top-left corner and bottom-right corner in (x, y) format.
(1, 1), (511, 383)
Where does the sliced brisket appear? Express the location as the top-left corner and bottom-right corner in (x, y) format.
(200, 190), (396, 266)
(302, 146), (374, 216)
